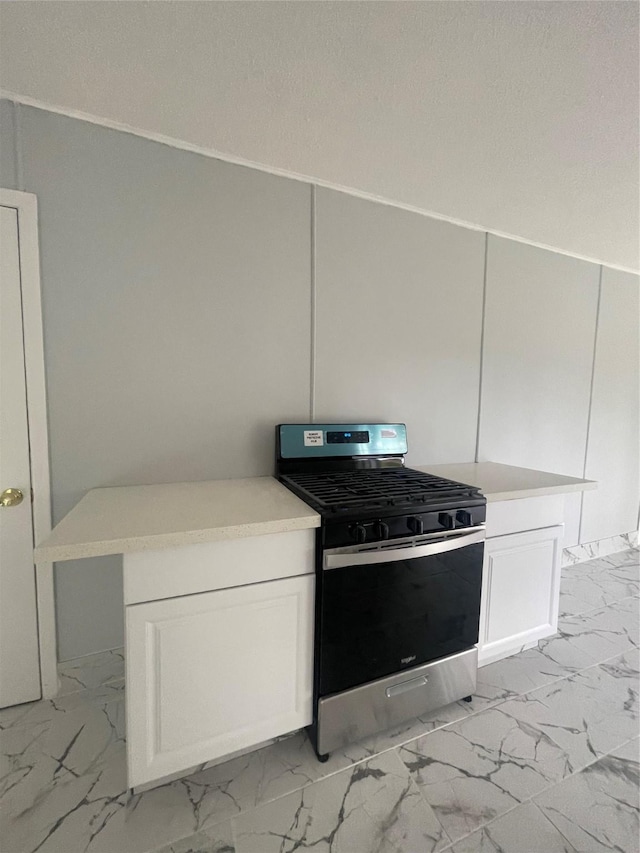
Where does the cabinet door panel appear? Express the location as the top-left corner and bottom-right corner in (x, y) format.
(478, 525), (563, 666)
(126, 575), (314, 787)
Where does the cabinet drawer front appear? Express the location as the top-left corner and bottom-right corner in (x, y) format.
(124, 529), (315, 604)
(478, 525), (563, 665)
(485, 495), (565, 538)
(126, 574), (314, 787)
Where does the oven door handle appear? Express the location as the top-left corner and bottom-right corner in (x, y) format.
(323, 529), (485, 570)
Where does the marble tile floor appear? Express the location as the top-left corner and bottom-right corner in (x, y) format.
(56, 649), (125, 698)
(1, 550), (637, 853)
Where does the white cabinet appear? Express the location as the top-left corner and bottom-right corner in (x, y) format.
(478, 524), (563, 666)
(126, 573), (314, 788)
(123, 529), (315, 605)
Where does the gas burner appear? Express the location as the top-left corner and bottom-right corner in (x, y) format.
(280, 467), (478, 514)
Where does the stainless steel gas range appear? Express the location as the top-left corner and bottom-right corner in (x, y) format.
(276, 423), (487, 761)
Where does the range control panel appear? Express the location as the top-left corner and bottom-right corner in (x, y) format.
(323, 504), (487, 549)
(327, 431), (370, 444)
(277, 423), (408, 459)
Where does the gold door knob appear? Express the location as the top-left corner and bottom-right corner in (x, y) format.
(0, 488), (24, 507)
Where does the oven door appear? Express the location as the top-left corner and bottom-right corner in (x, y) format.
(319, 528), (485, 696)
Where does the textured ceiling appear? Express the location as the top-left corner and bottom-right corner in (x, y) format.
(1, 1), (638, 270)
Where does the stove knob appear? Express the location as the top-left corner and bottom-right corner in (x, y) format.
(350, 524), (367, 544)
(407, 516), (424, 535)
(456, 510), (473, 527)
(438, 512), (455, 530)
(374, 521), (390, 540)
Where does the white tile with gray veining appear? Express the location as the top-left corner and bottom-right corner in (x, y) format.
(475, 646), (570, 698)
(0, 692), (128, 852)
(565, 547), (639, 576)
(559, 565), (639, 618)
(608, 546), (640, 566)
(494, 652), (638, 773)
(538, 596), (638, 672)
(0, 680), (124, 734)
(57, 647), (125, 696)
(448, 800), (577, 853)
(1, 550), (638, 853)
(562, 536), (638, 566)
(0, 725), (310, 853)
(397, 645), (638, 847)
(534, 737), (639, 852)
(397, 701), (572, 844)
(233, 750), (450, 853)
(154, 823), (236, 853)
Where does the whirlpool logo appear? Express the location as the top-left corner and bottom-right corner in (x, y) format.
(401, 655), (416, 665)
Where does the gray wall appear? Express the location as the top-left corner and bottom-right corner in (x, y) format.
(0, 100), (18, 189)
(314, 189), (485, 466)
(581, 268), (640, 542)
(2, 104), (312, 659)
(1, 100), (638, 660)
(477, 238), (600, 546)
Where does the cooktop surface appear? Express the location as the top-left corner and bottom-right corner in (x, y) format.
(279, 467), (481, 514)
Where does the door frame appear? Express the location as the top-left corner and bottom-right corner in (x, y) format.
(1, 188), (57, 698)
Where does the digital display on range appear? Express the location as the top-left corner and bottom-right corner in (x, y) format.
(327, 431), (370, 444)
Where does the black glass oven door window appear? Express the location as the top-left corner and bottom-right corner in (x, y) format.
(319, 543), (483, 696)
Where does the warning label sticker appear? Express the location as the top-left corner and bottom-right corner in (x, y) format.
(303, 430), (324, 447)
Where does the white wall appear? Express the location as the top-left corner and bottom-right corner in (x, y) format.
(1, 100), (638, 660)
(0, 1), (638, 271)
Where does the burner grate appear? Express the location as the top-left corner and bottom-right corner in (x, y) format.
(281, 468), (478, 512)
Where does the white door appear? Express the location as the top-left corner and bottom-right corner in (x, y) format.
(478, 525), (563, 666)
(0, 204), (41, 707)
(126, 574), (314, 787)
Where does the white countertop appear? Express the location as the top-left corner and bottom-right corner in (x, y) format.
(35, 477), (321, 563)
(414, 461), (596, 503)
(35, 462), (596, 563)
